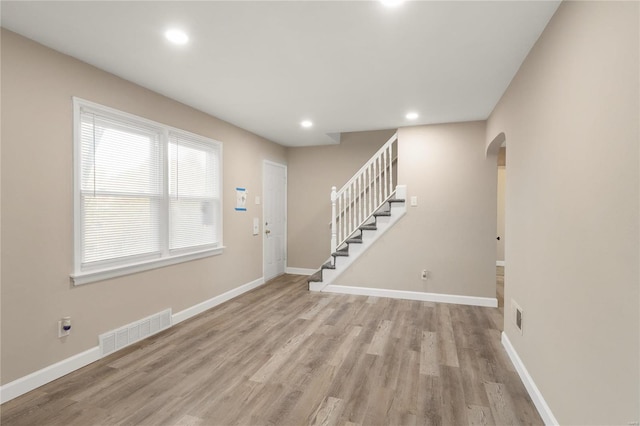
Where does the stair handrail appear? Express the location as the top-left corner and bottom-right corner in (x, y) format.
(331, 132), (398, 253)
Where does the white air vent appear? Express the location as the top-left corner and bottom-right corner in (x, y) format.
(99, 309), (172, 357)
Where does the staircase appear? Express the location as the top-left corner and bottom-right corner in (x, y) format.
(308, 132), (407, 291)
(308, 194), (406, 291)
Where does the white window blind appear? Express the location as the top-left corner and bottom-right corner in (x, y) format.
(168, 132), (220, 251)
(80, 112), (163, 267)
(73, 98), (223, 285)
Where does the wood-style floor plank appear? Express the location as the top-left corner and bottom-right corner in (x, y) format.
(1, 271), (542, 426)
(420, 330), (439, 376)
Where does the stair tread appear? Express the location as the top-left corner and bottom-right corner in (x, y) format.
(308, 270), (323, 282)
(388, 198), (405, 203)
(374, 211), (392, 217)
(346, 237), (363, 244)
(359, 224), (377, 230)
(321, 261), (335, 270)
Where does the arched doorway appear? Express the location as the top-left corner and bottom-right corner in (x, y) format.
(487, 132), (506, 311)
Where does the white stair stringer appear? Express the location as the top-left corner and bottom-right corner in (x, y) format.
(309, 199), (406, 292)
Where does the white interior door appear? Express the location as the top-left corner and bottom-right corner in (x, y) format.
(263, 161), (287, 281)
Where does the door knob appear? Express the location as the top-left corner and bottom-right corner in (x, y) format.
(265, 229), (271, 235)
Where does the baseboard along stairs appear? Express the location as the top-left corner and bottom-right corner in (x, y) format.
(308, 194), (406, 291)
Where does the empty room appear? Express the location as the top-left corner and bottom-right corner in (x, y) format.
(1, 1), (638, 425)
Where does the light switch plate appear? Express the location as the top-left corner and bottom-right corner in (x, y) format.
(255, 196), (261, 205)
(410, 196), (418, 206)
(252, 218), (259, 235)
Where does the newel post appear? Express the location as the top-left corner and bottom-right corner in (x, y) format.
(330, 186), (337, 254)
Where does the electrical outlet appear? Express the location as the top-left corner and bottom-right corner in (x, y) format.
(421, 269), (429, 280)
(58, 317), (71, 338)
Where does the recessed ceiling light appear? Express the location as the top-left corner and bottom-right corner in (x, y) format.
(300, 120), (313, 128)
(380, 0), (405, 7)
(406, 112), (419, 120)
(165, 29), (189, 45)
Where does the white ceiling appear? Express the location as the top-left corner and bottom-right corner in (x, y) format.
(1, 1), (560, 147)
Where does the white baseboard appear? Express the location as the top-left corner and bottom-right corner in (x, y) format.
(0, 276), (266, 404)
(496, 260), (505, 266)
(321, 285), (498, 308)
(501, 332), (558, 425)
(285, 267), (316, 276)
(0, 346), (101, 404)
(172, 277), (265, 324)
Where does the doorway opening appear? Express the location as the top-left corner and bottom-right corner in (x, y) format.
(496, 145), (506, 310)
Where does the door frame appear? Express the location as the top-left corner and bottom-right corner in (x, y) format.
(262, 160), (287, 281)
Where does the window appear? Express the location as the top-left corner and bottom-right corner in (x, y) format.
(72, 98), (223, 285)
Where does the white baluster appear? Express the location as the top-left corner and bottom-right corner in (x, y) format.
(368, 164), (372, 216)
(380, 150), (387, 203)
(330, 186), (337, 254)
(354, 180), (358, 233)
(385, 148), (389, 199)
(339, 192), (347, 241)
(358, 174), (362, 225)
(347, 186), (352, 238)
(377, 156), (382, 206)
(344, 187), (348, 240)
(388, 144), (393, 196)
(383, 148), (388, 200)
(354, 179), (358, 229)
(372, 160), (376, 208)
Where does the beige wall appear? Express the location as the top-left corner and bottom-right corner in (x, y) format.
(335, 121), (497, 298)
(0, 30), (286, 384)
(487, 1), (639, 424)
(496, 165), (505, 262)
(287, 129), (396, 269)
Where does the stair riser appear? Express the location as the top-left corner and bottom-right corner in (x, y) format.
(309, 281), (326, 292)
(345, 243), (365, 257)
(374, 215), (392, 226)
(320, 267), (341, 282)
(390, 204), (405, 214)
(332, 256), (349, 268)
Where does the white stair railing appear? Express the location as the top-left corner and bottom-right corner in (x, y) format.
(330, 132), (398, 253)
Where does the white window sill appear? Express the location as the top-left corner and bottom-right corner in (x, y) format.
(71, 247), (225, 286)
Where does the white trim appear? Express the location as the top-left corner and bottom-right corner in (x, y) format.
(321, 284), (498, 307)
(262, 160), (288, 281)
(71, 247), (225, 285)
(501, 332), (559, 426)
(172, 277), (265, 324)
(309, 281), (326, 292)
(285, 267), (316, 276)
(72, 97), (224, 285)
(0, 276), (265, 404)
(0, 347), (101, 404)
(496, 260), (505, 266)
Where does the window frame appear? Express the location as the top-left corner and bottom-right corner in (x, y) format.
(71, 97), (224, 286)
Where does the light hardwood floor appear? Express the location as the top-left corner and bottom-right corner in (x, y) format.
(1, 272), (541, 425)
